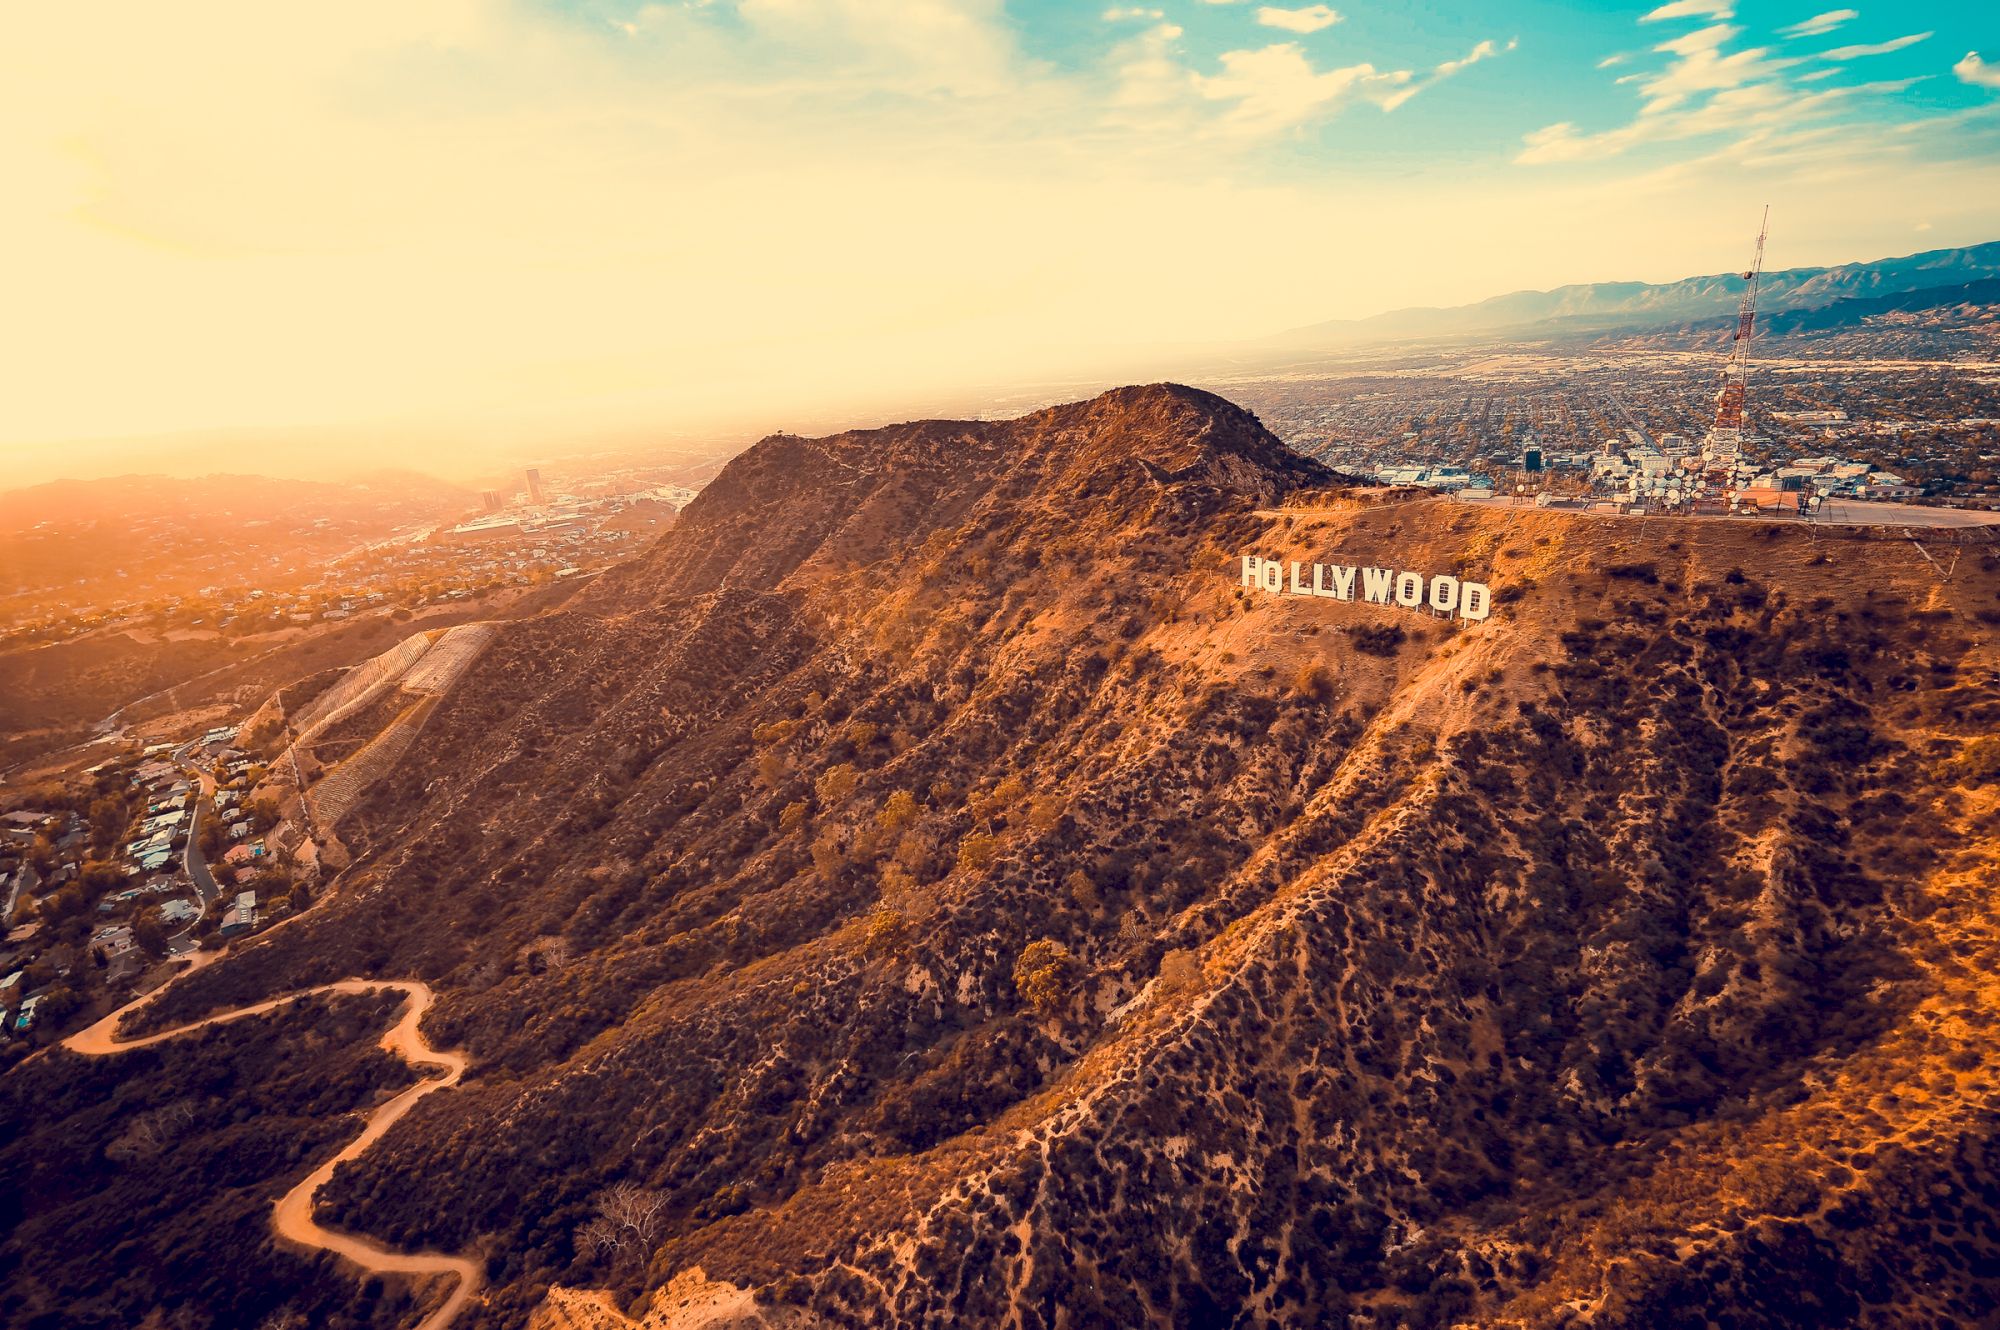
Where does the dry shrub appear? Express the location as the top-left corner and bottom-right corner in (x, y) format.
(1292, 662), (1335, 701)
(956, 832), (999, 873)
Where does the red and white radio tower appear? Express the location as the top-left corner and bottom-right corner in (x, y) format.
(1706, 206), (1769, 458)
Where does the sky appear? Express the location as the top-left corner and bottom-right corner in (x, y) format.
(4, 0), (1999, 485)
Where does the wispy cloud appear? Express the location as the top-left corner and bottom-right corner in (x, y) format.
(1380, 37), (1516, 111)
(1515, 10), (1945, 166)
(1639, 0), (1735, 23)
(1780, 10), (1858, 38)
(1957, 51), (2000, 90)
(1818, 31), (1930, 60)
(1103, 6), (1164, 20)
(1256, 5), (1342, 35)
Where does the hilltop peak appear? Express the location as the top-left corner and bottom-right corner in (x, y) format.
(603, 386), (1334, 609)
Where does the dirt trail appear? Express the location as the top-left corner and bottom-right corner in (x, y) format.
(64, 973), (481, 1330)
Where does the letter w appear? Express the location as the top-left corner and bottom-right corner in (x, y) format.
(1361, 568), (1394, 604)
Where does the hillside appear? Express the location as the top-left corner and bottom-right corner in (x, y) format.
(1274, 240), (2000, 346)
(1597, 278), (2000, 359)
(49, 385), (2000, 1329)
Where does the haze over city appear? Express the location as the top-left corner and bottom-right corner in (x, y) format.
(11, 3), (2000, 1330)
(6, 0), (2000, 485)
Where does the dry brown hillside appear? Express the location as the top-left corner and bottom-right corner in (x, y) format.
(111, 385), (2000, 1330)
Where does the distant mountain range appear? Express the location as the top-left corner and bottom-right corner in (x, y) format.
(1275, 240), (2000, 347)
(1652, 276), (2000, 343)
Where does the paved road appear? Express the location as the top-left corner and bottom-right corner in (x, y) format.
(157, 750), (220, 954)
(1, 865), (29, 929)
(181, 793), (220, 906)
(65, 976), (481, 1330)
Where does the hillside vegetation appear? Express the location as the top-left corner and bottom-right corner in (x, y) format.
(74, 386), (2000, 1328)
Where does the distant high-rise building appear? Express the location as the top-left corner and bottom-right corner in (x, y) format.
(481, 490), (503, 514)
(526, 468), (546, 504)
(1523, 448), (1543, 473)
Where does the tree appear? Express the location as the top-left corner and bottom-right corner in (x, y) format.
(956, 832), (998, 874)
(34, 982), (81, 1026)
(811, 827), (848, 881)
(1013, 939), (1081, 1021)
(865, 907), (911, 959)
(133, 911), (168, 960)
(81, 859), (125, 892)
(875, 790), (919, 837)
(1292, 662), (1335, 701)
(577, 1182), (666, 1265)
(105, 1101), (196, 1163)
(88, 796), (127, 851)
(815, 763), (859, 806)
(525, 936), (570, 975)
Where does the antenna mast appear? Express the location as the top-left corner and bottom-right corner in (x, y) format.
(1707, 205), (1768, 458)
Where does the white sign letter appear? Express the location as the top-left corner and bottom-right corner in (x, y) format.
(1429, 575), (1460, 615)
(1362, 568), (1394, 604)
(1461, 582), (1492, 621)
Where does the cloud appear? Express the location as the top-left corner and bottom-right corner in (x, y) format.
(1256, 5), (1342, 34)
(1958, 52), (2000, 90)
(1597, 53), (1629, 69)
(1106, 20), (1191, 116)
(1640, 0), (1734, 23)
(1640, 24), (1798, 109)
(1437, 37), (1515, 80)
(1513, 14), (1937, 167)
(9, 0), (1996, 473)
(1194, 43), (1412, 132)
(1103, 6), (1163, 19)
(1373, 37), (1515, 111)
(1779, 10), (1857, 38)
(731, 0), (1024, 96)
(1819, 32), (1931, 60)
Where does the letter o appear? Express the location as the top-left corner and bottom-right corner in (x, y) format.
(1260, 561), (1284, 593)
(1394, 571), (1424, 607)
(1428, 575), (1460, 614)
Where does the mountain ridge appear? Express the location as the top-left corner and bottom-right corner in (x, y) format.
(1276, 240), (2000, 346)
(65, 385), (2000, 1330)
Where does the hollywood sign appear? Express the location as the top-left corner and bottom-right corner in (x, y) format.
(1239, 555), (1494, 622)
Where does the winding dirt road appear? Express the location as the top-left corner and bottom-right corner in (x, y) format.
(64, 973), (481, 1330)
